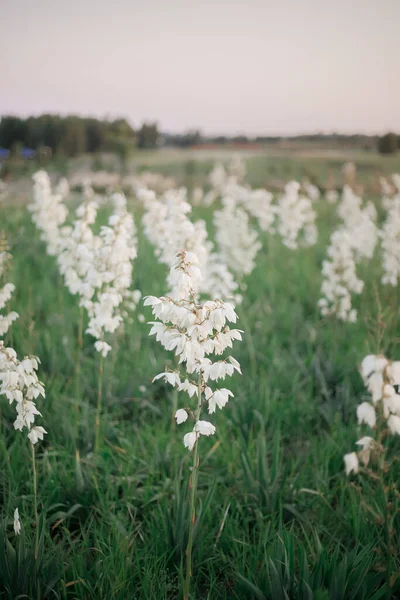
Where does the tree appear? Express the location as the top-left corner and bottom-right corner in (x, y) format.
(61, 117), (87, 157)
(0, 116), (28, 148)
(86, 119), (106, 153)
(137, 122), (159, 149)
(378, 133), (398, 155)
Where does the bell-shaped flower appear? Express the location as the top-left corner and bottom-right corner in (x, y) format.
(356, 402), (376, 428)
(388, 361), (400, 386)
(27, 425), (47, 445)
(183, 431), (197, 451)
(153, 371), (181, 387)
(194, 420), (216, 436)
(175, 409), (188, 424)
(344, 452), (359, 475)
(355, 436), (373, 449)
(388, 415), (400, 435)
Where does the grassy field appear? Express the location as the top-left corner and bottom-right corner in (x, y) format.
(1, 152), (400, 599)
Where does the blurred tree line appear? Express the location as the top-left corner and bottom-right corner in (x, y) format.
(377, 132), (400, 155)
(1, 114), (398, 156)
(0, 115), (164, 157)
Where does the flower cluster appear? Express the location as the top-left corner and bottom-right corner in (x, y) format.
(84, 193), (140, 356)
(344, 354), (400, 475)
(0, 237), (46, 443)
(225, 184), (276, 234)
(140, 187), (239, 301)
(145, 251), (242, 450)
(302, 179), (320, 202)
(57, 183), (100, 301)
(325, 189), (339, 204)
(29, 170), (69, 256)
(141, 187), (208, 270)
(202, 156), (246, 207)
(319, 185), (378, 322)
(275, 181), (317, 249)
(30, 172), (140, 357)
(0, 342), (46, 444)
(318, 229), (364, 322)
(0, 241), (18, 337)
(380, 193), (400, 286)
(214, 197), (262, 279)
(338, 185), (378, 261)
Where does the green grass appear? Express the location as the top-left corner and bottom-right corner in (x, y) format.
(1, 154), (400, 599)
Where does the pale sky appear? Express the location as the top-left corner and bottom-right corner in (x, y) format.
(1, 0), (399, 135)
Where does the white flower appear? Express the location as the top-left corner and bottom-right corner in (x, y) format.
(388, 415), (400, 435)
(147, 250), (242, 454)
(275, 181), (317, 249)
(153, 371), (181, 387)
(28, 425), (47, 445)
(360, 355), (378, 381)
(0, 249), (19, 337)
(183, 431), (197, 451)
(175, 409), (188, 424)
(355, 436), (373, 449)
(356, 402), (376, 428)
(388, 361), (400, 386)
(383, 384), (400, 416)
(319, 229), (364, 322)
(194, 420), (216, 436)
(360, 355), (388, 383)
(13, 508), (21, 535)
(380, 195), (400, 286)
(207, 388), (234, 413)
(30, 170), (69, 257)
(344, 452), (359, 475)
(178, 378), (198, 397)
(214, 198), (261, 278)
(0, 342), (46, 440)
(94, 340), (112, 358)
(368, 372), (384, 403)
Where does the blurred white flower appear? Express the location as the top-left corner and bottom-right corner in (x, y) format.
(175, 409), (188, 424)
(194, 421), (216, 436)
(344, 452), (359, 475)
(183, 431), (197, 451)
(355, 436), (373, 449)
(147, 250), (242, 451)
(356, 402), (376, 428)
(13, 508), (21, 535)
(388, 415), (400, 435)
(28, 425), (47, 445)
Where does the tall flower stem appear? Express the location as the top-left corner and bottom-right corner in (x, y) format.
(31, 443), (39, 561)
(184, 373), (202, 600)
(171, 386), (178, 429)
(75, 306), (84, 414)
(94, 353), (104, 453)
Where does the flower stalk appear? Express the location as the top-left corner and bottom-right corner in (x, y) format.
(145, 250), (243, 600)
(31, 442), (39, 561)
(344, 354), (400, 595)
(94, 353), (104, 453)
(184, 373), (202, 600)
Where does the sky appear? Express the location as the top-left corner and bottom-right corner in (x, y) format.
(1, 0), (399, 136)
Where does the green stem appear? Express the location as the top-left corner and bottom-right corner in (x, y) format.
(31, 443), (39, 561)
(171, 386), (178, 429)
(184, 373), (202, 600)
(376, 377), (393, 598)
(75, 307), (84, 412)
(380, 476), (392, 598)
(94, 353), (104, 453)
